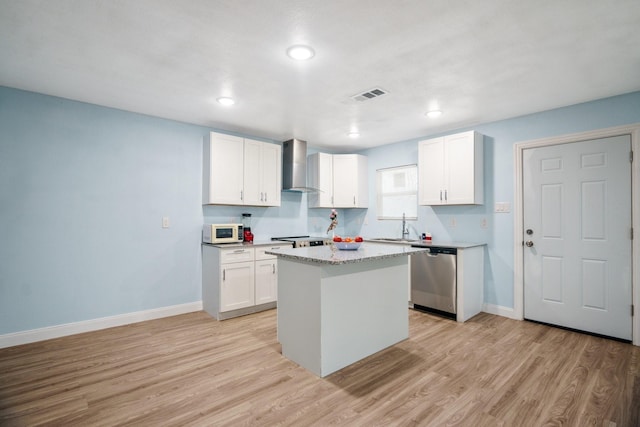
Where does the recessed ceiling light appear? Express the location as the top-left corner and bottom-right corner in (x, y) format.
(348, 131), (360, 138)
(217, 97), (235, 106)
(286, 45), (315, 60)
(425, 110), (442, 118)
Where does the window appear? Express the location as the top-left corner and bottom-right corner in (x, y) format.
(376, 164), (418, 219)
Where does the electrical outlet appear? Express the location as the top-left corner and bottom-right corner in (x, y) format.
(449, 217), (457, 228)
(162, 217), (170, 228)
(481, 218), (488, 229)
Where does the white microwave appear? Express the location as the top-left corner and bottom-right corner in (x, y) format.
(203, 224), (244, 244)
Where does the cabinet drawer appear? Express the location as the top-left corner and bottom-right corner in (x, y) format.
(221, 247), (254, 264)
(255, 244), (292, 260)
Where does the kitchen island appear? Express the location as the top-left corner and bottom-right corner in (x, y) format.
(265, 243), (427, 377)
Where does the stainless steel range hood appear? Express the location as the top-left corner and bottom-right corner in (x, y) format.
(282, 138), (318, 192)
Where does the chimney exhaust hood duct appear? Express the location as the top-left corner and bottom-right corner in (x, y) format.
(282, 138), (318, 192)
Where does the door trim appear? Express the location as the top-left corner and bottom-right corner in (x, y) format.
(514, 123), (640, 345)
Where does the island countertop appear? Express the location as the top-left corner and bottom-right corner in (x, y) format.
(265, 242), (428, 265)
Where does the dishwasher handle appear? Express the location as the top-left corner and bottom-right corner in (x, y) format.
(411, 245), (457, 256)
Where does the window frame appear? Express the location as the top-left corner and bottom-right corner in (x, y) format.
(376, 164), (418, 220)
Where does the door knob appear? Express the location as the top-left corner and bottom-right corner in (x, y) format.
(525, 241), (534, 247)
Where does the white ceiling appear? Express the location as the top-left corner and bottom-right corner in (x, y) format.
(1, 1), (639, 151)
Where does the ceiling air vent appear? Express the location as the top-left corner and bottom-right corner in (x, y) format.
(351, 87), (388, 102)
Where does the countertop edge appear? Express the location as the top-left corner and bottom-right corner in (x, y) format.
(265, 245), (428, 266)
(202, 240), (292, 248)
(366, 240), (486, 249)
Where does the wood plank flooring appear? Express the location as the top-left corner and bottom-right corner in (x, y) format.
(1, 309), (638, 426)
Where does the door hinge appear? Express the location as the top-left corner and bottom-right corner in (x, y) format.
(632, 227), (634, 240)
(632, 304), (635, 317)
(630, 150), (634, 163)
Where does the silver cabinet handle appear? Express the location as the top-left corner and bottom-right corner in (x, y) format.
(270, 246), (281, 250)
(233, 249), (245, 253)
(240, 190), (243, 201)
(353, 196), (356, 205)
(260, 192), (264, 202)
(223, 269), (225, 280)
(440, 190), (443, 201)
(444, 189), (447, 201)
(272, 264), (276, 274)
(265, 192), (268, 202)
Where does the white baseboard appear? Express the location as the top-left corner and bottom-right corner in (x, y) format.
(482, 303), (520, 320)
(0, 301), (203, 349)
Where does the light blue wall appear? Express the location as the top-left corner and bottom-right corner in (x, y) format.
(350, 91), (640, 308)
(0, 87), (205, 333)
(0, 86), (343, 335)
(1, 85), (639, 335)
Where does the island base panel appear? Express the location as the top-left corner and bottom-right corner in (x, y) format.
(277, 257), (409, 377)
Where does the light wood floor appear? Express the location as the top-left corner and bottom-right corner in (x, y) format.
(1, 309), (639, 426)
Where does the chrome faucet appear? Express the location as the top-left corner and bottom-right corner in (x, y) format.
(402, 213), (409, 240)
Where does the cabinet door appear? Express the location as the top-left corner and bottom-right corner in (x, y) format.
(220, 261), (255, 312)
(243, 140), (282, 206)
(243, 139), (263, 205)
(444, 131), (483, 205)
(260, 142), (281, 206)
(418, 138), (445, 205)
(255, 259), (277, 304)
(445, 133), (475, 204)
(307, 152), (334, 207)
(332, 155), (358, 207)
(205, 132), (244, 205)
(354, 155), (368, 208)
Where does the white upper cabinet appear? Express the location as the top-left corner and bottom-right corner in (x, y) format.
(418, 131), (484, 205)
(332, 154), (368, 207)
(243, 138), (281, 206)
(307, 153), (368, 208)
(203, 132), (245, 205)
(203, 132), (281, 206)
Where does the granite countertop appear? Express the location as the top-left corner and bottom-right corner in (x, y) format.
(265, 242), (428, 265)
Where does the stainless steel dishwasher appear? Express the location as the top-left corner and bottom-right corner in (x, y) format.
(410, 246), (457, 318)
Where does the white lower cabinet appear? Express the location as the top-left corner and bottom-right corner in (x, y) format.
(202, 243), (291, 320)
(220, 260), (255, 312)
(255, 247), (278, 304)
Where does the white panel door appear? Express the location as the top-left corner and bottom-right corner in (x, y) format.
(523, 135), (632, 340)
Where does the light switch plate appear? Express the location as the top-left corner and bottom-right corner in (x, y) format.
(495, 202), (511, 213)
